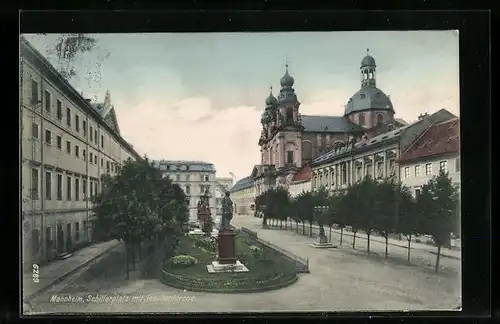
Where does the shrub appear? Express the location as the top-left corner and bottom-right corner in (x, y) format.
(248, 245), (262, 259)
(193, 236), (218, 252)
(168, 255), (198, 268)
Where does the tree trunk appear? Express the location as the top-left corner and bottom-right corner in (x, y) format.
(329, 226), (332, 243)
(263, 216), (268, 227)
(352, 231), (357, 249)
(340, 227), (343, 246)
(302, 222), (305, 235)
(435, 245), (441, 273)
(309, 223), (313, 237)
(131, 244), (136, 270)
(125, 243), (130, 280)
(407, 234), (412, 263)
(295, 222), (299, 232)
(285, 219), (287, 230)
(385, 235), (389, 260)
(367, 232), (371, 253)
(138, 242), (142, 261)
(280, 220), (283, 229)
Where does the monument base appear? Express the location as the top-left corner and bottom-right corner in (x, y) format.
(309, 235), (337, 248)
(206, 260), (249, 273)
(217, 230), (237, 264)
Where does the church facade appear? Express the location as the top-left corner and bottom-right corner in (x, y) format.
(237, 51), (407, 201)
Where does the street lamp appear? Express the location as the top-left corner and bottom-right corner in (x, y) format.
(314, 205), (328, 240)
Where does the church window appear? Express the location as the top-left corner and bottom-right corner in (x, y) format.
(369, 72), (373, 79)
(358, 114), (365, 126)
(377, 114), (384, 125)
(286, 107), (293, 122)
(287, 151), (294, 164)
(364, 73), (368, 80)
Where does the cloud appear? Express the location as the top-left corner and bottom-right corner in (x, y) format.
(116, 98), (261, 180)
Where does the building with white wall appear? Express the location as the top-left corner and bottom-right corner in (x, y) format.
(398, 118), (460, 198)
(288, 164), (312, 198)
(20, 37), (141, 268)
(152, 160), (217, 223)
(310, 109), (457, 192)
(230, 176), (255, 215)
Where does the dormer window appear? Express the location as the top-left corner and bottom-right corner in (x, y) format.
(360, 93), (366, 99)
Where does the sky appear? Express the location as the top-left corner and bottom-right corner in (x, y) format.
(24, 31), (459, 182)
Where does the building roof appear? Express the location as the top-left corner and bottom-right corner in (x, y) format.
(312, 124), (407, 166)
(399, 118), (460, 163)
(230, 176), (254, 192)
(291, 164), (312, 182)
(344, 86), (394, 115)
(152, 160), (216, 172)
(311, 108), (457, 167)
(301, 115), (363, 133)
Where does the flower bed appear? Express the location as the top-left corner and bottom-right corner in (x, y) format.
(161, 232), (298, 293)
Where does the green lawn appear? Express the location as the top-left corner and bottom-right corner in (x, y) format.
(160, 232), (298, 292)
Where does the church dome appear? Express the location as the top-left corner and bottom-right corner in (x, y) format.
(280, 65), (295, 88)
(361, 54), (376, 67)
(265, 92), (278, 106)
(344, 87), (393, 115)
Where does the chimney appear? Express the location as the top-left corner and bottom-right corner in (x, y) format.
(418, 112), (429, 120)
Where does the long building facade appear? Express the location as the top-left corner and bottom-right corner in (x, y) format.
(310, 109), (457, 191)
(20, 37), (141, 268)
(152, 160), (217, 222)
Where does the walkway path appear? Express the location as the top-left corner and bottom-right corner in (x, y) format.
(28, 216), (460, 313)
(266, 218), (461, 260)
(23, 240), (120, 301)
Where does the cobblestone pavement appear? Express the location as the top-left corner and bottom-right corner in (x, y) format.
(27, 215), (461, 314)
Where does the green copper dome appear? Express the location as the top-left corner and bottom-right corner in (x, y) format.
(280, 64), (294, 88)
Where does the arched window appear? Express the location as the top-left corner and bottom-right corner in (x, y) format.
(364, 73), (368, 80)
(369, 72), (373, 79)
(358, 113), (365, 126)
(377, 114), (384, 125)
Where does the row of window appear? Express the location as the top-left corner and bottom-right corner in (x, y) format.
(358, 113), (384, 127)
(29, 168), (100, 201)
(33, 122), (120, 173)
(403, 158), (460, 179)
(30, 220), (88, 252)
(170, 174), (212, 182)
(31, 80), (106, 148)
(181, 185), (212, 195)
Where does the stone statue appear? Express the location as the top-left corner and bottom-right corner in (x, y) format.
(219, 191), (234, 231)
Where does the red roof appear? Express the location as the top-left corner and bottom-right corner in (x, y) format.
(399, 118), (460, 162)
(292, 164), (312, 182)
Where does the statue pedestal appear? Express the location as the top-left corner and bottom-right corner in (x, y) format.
(217, 230), (237, 264)
(309, 234), (337, 248)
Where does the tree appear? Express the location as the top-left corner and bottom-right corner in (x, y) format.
(294, 191), (313, 236)
(395, 184), (419, 262)
(338, 180), (366, 249)
(373, 179), (399, 259)
(38, 33), (111, 83)
(327, 191), (343, 243)
(417, 170), (459, 273)
(91, 158), (188, 279)
(355, 177), (378, 253)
